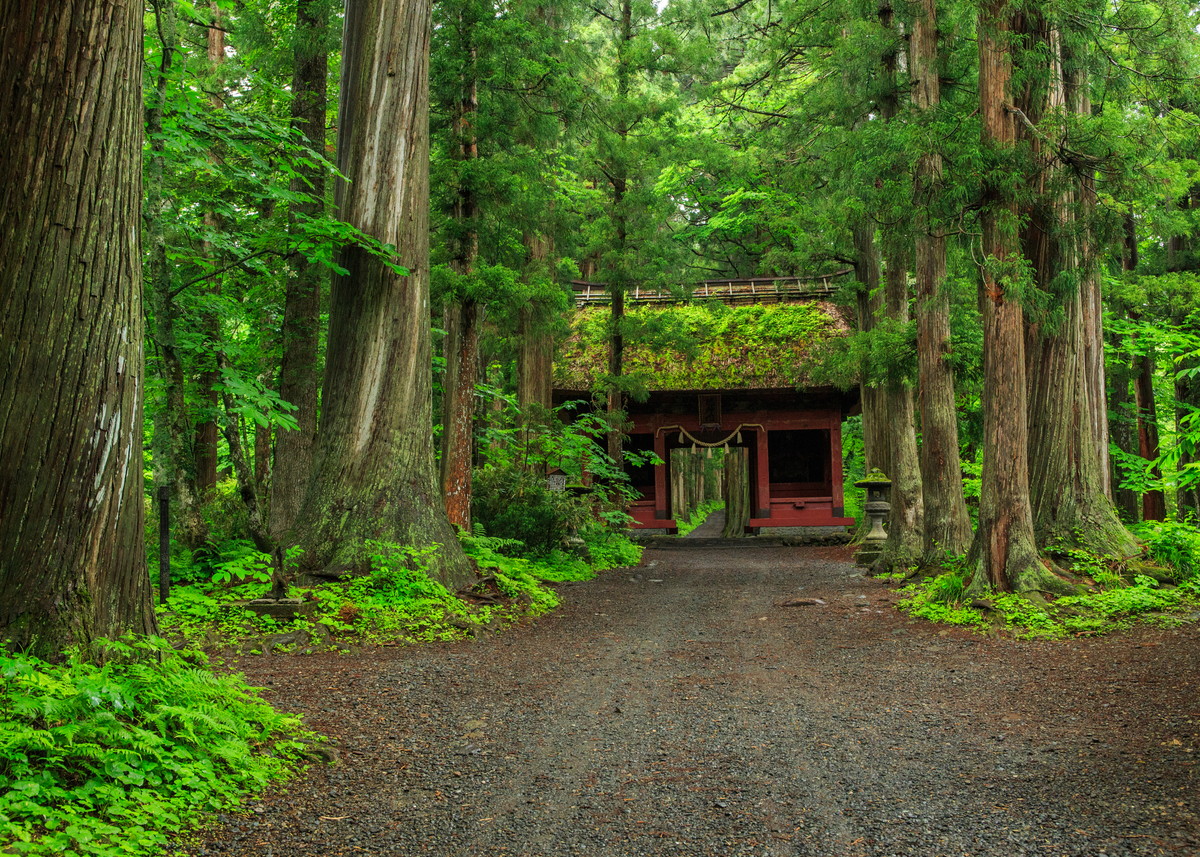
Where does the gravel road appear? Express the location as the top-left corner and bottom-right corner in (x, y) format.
(182, 542), (1200, 857)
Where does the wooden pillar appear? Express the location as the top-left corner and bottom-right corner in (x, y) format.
(653, 428), (670, 521)
(830, 413), (846, 517)
(755, 428), (771, 518)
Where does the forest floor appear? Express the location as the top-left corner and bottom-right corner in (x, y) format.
(178, 540), (1200, 857)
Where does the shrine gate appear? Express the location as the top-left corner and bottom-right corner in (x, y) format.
(553, 273), (859, 534)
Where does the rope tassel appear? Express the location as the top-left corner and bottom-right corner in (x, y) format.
(656, 423), (765, 449)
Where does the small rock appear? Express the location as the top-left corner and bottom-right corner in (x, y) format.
(782, 597), (827, 607)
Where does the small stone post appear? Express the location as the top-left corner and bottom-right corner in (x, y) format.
(854, 468), (892, 567)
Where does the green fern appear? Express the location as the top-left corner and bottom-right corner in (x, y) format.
(0, 637), (318, 856)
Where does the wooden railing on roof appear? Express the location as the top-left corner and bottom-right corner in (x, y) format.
(569, 269), (854, 306)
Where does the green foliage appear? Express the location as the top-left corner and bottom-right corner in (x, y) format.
(473, 467), (579, 556)
(577, 525), (643, 571)
(897, 571), (989, 630)
(556, 302), (843, 393)
(897, 537), (1200, 638)
(1136, 520), (1200, 579)
(675, 499), (724, 537)
(472, 399), (657, 553)
(307, 542), (508, 642)
(0, 638), (313, 857)
(157, 527), (641, 654)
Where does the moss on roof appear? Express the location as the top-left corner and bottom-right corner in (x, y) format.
(553, 300), (850, 393)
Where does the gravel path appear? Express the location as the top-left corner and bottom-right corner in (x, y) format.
(184, 543), (1200, 857)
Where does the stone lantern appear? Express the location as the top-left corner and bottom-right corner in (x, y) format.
(853, 468), (892, 567)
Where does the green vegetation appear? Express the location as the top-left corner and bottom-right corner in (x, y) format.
(0, 638), (313, 857)
(895, 523), (1200, 638)
(555, 302), (844, 392)
(676, 500), (725, 537)
(158, 529), (641, 653)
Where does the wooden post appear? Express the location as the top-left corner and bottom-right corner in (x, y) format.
(830, 414), (846, 518)
(722, 448), (750, 537)
(754, 429), (771, 519)
(654, 428), (670, 520)
(158, 486), (171, 605)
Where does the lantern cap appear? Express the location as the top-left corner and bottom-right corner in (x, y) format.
(854, 467), (892, 489)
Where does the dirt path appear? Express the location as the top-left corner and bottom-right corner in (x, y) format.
(184, 543), (1200, 857)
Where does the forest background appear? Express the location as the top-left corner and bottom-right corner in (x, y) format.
(3, 0), (1200, 648)
(3, 0), (1200, 852)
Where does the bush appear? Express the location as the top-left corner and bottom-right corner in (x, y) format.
(1136, 520), (1200, 581)
(472, 466), (577, 555)
(0, 638), (313, 857)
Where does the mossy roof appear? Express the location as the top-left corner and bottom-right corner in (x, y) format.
(553, 300), (850, 393)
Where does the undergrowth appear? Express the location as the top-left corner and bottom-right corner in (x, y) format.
(157, 528), (642, 653)
(675, 500), (725, 537)
(894, 521), (1200, 638)
(0, 637), (313, 857)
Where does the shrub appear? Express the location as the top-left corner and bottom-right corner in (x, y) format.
(472, 466), (577, 555)
(0, 638), (313, 857)
(1136, 520), (1200, 581)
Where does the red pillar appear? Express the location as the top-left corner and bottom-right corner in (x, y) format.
(829, 413), (846, 517)
(653, 428), (670, 522)
(755, 428), (771, 519)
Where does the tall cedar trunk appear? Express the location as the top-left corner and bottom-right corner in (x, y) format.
(1178, 367), (1200, 518)
(517, 233), (555, 419)
(971, 0), (1057, 594)
(441, 302), (479, 529)
(146, 0), (208, 551)
(912, 0), (972, 561)
(217, 357), (272, 554)
(441, 17), (480, 531)
(516, 309), (554, 412)
(193, 3), (226, 496)
(1108, 347), (1140, 520)
(0, 0), (156, 652)
(605, 0), (632, 466)
(194, 383), (220, 490)
(1108, 216), (1141, 520)
(1120, 218), (1164, 521)
(1020, 24), (1137, 558)
(289, 0), (472, 587)
(852, 223), (888, 479)
(1135, 349), (1166, 521)
(880, 236), (925, 569)
(271, 0), (329, 538)
(873, 0), (923, 570)
(721, 448), (750, 538)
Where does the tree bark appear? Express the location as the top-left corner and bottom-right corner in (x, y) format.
(289, 0), (472, 588)
(145, 0), (208, 552)
(879, 236), (925, 571)
(271, 0), (329, 539)
(867, 0), (923, 571)
(605, 0), (633, 467)
(1020, 25), (1137, 557)
(912, 0), (972, 561)
(852, 223), (887, 478)
(1135, 349), (1166, 521)
(0, 0), (156, 653)
(517, 232), (555, 420)
(1108, 346), (1140, 520)
(441, 15), (481, 531)
(193, 2), (227, 497)
(971, 0), (1062, 594)
(1177, 366), (1200, 519)
(722, 448), (750, 538)
(441, 300), (479, 529)
(1109, 216), (1141, 521)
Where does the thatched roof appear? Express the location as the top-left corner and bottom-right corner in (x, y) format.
(553, 300), (851, 393)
